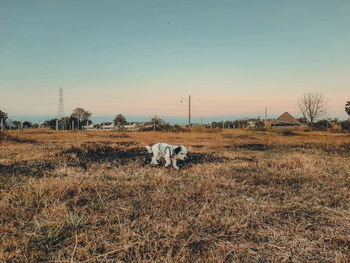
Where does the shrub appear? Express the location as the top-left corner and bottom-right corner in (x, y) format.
(340, 120), (350, 131)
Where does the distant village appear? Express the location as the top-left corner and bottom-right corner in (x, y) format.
(1, 111), (349, 132)
(1, 95), (350, 131)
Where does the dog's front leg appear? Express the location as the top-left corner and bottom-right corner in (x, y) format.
(164, 148), (172, 168)
(171, 159), (179, 170)
(165, 155), (171, 167)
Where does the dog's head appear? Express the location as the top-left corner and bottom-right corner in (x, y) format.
(174, 145), (188, 160)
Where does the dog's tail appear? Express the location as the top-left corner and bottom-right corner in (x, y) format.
(145, 145), (153, 153)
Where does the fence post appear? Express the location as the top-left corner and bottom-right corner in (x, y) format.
(0, 118), (3, 131)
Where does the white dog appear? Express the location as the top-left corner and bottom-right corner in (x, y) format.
(145, 143), (188, 169)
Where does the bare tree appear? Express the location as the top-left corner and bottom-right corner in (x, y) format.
(298, 93), (327, 128)
(345, 101), (350, 117)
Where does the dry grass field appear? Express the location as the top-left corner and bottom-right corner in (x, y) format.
(0, 129), (350, 262)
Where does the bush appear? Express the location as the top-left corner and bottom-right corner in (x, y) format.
(341, 120), (350, 131)
(314, 120), (330, 130)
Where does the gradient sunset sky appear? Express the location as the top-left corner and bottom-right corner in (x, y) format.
(0, 0), (349, 120)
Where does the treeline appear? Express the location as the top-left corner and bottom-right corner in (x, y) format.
(0, 108), (92, 130)
(1, 99), (350, 131)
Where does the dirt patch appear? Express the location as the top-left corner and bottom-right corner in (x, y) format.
(320, 143), (350, 155)
(108, 133), (131, 138)
(0, 160), (56, 177)
(225, 142), (350, 156)
(181, 152), (231, 168)
(0, 132), (38, 144)
(232, 156), (257, 162)
(116, 141), (139, 147)
(236, 143), (269, 151)
(192, 145), (204, 148)
(338, 143), (350, 152)
(226, 143), (312, 152)
(61, 143), (230, 169)
(61, 143), (150, 168)
(228, 134), (261, 140)
(281, 130), (299, 136)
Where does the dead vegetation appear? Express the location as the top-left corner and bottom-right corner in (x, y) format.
(0, 129), (350, 262)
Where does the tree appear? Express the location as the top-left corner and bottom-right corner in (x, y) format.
(345, 101), (350, 117)
(22, 121), (32, 129)
(0, 110), (8, 127)
(13, 120), (21, 129)
(58, 117), (69, 130)
(71, 108), (92, 130)
(69, 116), (79, 130)
(314, 119), (331, 130)
(341, 120), (350, 130)
(150, 115), (166, 131)
(298, 93), (327, 128)
(113, 114), (127, 130)
(44, 118), (58, 130)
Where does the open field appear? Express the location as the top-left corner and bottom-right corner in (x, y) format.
(0, 129), (350, 262)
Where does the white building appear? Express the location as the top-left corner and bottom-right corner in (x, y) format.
(101, 122), (115, 130)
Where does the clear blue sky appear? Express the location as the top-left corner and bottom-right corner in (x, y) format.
(1, 0), (349, 120)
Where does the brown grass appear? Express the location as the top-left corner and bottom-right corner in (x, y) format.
(1, 129), (350, 262)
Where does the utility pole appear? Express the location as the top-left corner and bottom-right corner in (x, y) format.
(188, 95), (191, 127)
(180, 95), (191, 127)
(0, 118), (3, 131)
(265, 107), (267, 120)
(0, 119), (3, 159)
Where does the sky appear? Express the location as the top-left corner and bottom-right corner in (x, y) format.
(0, 0), (349, 122)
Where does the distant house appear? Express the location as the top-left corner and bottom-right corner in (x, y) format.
(247, 119), (259, 128)
(124, 123), (138, 131)
(83, 123), (94, 130)
(124, 122), (152, 131)
(101, 122), (114, 130)
(271, 112), (300, 127)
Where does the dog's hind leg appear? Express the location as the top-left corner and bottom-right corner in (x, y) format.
(164, 149), (172, 167)
(151, 152), (162, 165)
(151, 155), (159, 165)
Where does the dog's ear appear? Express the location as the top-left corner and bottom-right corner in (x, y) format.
(174, 146), (182, 154)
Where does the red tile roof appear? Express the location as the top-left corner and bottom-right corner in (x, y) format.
(272, 112), (300, 125)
